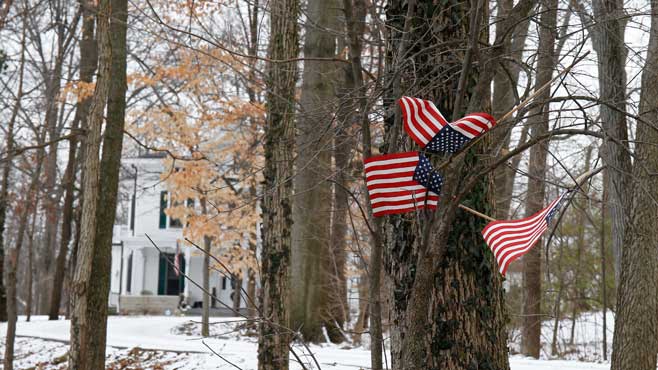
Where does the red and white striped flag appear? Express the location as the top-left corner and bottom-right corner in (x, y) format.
(398, 96), (496, 153)
(482, 191), (572, 276)
(364, 151), (441, 217)
(398, 96), (449, 146)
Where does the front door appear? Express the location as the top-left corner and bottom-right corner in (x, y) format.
(157, 252), (185, 295)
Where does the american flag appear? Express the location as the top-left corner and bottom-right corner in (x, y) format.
(398, 96), (448, 147)
(425, 113), (496, 153)
(398, 96), (496, 153)
(482, 190), (573, 276)
(364, 151), (443, 217)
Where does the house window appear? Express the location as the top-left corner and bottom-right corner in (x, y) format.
(159, 192), (193, 229)
(157, 252), (185, 295)
(222, 277), (227, 290)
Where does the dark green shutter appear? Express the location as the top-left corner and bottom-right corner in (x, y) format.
(157, 253), (166, 295)
(179, 253), (186, 292)
(159, 191), (167, 229)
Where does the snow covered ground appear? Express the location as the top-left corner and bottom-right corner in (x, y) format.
(0, 315), (612, 369)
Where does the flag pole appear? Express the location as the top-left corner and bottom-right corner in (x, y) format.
(458, 204), (496, 222)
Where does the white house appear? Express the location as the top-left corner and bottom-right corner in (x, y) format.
(109, 153), (250, 315)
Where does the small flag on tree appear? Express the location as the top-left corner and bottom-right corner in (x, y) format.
(482, 190), (573, 276)
(364, 151), (444, 217)
(398, 96), (448, 146)
(398, 96), (496, 153)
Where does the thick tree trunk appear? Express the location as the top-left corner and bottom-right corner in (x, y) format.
(257, 0), (299, 368)
(590, 0), (632, 287)
(383, 1), (509, 369)
(0, 16), (27, 322)
(68, 0), (113, 366)
(290, 0), (338, 343)
(520, 0), (557, 358)
(84, 0), (128, 367)
(329, 60), (356, 342)
(4, 157), (43, 370)
(49, 0), (97, 320)
(610, 2), (658, 368)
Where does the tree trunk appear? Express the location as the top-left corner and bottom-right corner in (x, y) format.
(233, 277), (242, 314)
(290, 0), (338, 343)
(49, 0), (97, 320)
(25, 203), (38, 322)
(383, 1), (510, 368)
(0, 14), (27, 322)
(590, 0), (632, 287)
(520, 0), (557, 358)
(328, 60), (356, 342)
(610, 2), (658, 368)
(257, 0), (299, 368)
(4, 156), (43, 370)
(203, 236), (211, 335)
(68, 0), (113, 366)
(83, 0), (128, 367)
(601, 179), (608, 361)
(201, 198), (211, 337)
(40, 6), (72, 313)
(342, 0), (383, 365)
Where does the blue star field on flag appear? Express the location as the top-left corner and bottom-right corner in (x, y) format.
(425, 125), (470, 153)
(412, 153), (444, 195)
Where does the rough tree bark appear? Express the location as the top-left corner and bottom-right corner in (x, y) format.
(49, 0), (98, 320)
(382, 1), (512, 368)
(83, 0), (128, 367)
(610, 1), (658, 368)
(521, 0), (557, 358)
(257, 0), (299, 368)
(291, 0), (339, 343)
(68, 0), (113, 366)
(590, 0), (632, 286)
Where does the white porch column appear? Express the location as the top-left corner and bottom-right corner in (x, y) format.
(134, 248), (146, 295)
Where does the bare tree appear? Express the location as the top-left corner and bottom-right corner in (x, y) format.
(49, 0), (98, 320)
(257, 0), (299, 368)
(521, 0), (558, 357)
(68, 0), (113, 366)
(291, 0), (339, 343)
(610, 1), (658, 368)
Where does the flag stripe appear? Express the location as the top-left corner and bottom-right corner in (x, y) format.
(398, 97), (447, 146)
(364, 151), (439, 217)
(482, 192), (568, 275)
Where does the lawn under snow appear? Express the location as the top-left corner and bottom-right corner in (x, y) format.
(0, 314), (612, 369)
